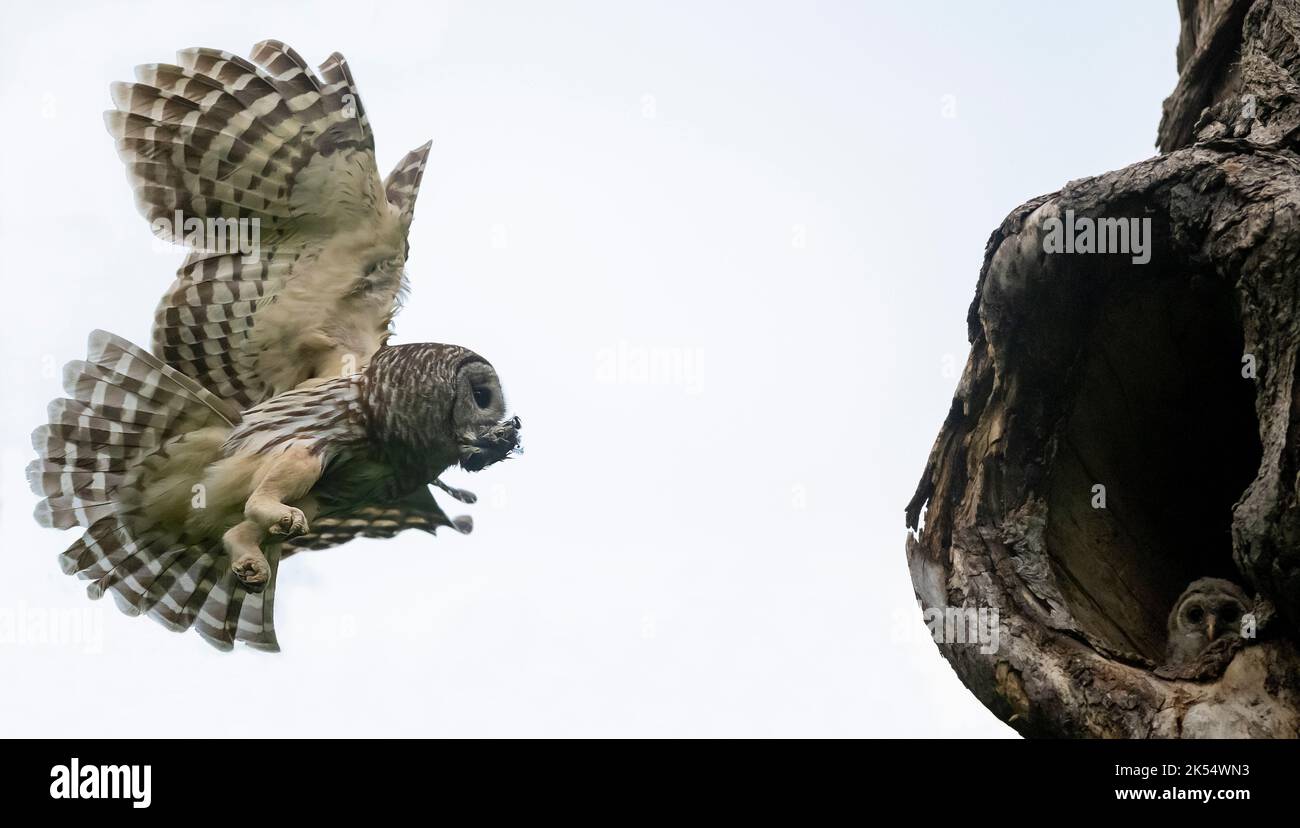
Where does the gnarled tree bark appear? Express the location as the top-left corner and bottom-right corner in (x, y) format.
(907, 0), (1300, 737)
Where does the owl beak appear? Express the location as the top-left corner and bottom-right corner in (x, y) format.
(1206, 616), (1217, 642)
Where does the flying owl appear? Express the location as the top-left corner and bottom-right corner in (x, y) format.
(1164, 577), (1252, 667)
(27, 41), (521, 652)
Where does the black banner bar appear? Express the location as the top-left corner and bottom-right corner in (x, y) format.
(3, 738), (1290, 813)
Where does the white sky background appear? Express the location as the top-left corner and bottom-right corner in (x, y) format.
(0, 1), (1179, 737)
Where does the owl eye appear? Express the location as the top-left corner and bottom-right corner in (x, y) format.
(1187, 606), (1205, 624)
(472, 386), (493, 408)
(1219, 605), (1240, 624)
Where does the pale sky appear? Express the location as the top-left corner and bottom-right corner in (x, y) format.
(0, 1), (1179, 737)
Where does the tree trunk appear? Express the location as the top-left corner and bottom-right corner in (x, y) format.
(906, 0), (1300, 738)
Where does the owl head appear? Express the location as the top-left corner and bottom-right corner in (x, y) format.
(1164, 577), (1252, 666)
(362, 342), (521, 480)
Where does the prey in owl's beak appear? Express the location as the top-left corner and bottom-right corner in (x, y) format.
(458, 416), (521, 472)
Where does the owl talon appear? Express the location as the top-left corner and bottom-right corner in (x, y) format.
(248, 499), (309, 538)
(231, 552), (270, 592)
(267, 507), (308, 538)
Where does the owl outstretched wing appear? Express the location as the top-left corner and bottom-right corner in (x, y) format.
(105, 40), (433, 410)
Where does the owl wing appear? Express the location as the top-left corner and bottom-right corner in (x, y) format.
(105, 40), (434, 409)
(282, 486), (471, 558)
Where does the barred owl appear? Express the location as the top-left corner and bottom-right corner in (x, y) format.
(27, 41), (521, 652)
(1164, 577), (1252, 667)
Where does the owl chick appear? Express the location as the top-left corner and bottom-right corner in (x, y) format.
(1164, 577), (1252, 667)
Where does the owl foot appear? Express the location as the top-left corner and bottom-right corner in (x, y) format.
(223, 520), (271, 593)
(268, 506), (308, 538)
(231, 552), (271, 593)
(247, 499), (309, 539)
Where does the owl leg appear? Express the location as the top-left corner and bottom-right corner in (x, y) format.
(243, 446), (324, 539)
(226, 447), (324, 590)
(224, 520), (272, 592)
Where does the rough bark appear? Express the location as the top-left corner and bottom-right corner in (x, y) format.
(907, 0), (1300, 738)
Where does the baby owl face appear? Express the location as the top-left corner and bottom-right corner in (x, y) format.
(1165, 577), (1252, 666)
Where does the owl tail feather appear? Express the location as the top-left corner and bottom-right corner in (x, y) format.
(28, 330), (280, 652)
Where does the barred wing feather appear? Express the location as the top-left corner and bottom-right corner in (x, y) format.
(105, 40), (435, 410)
